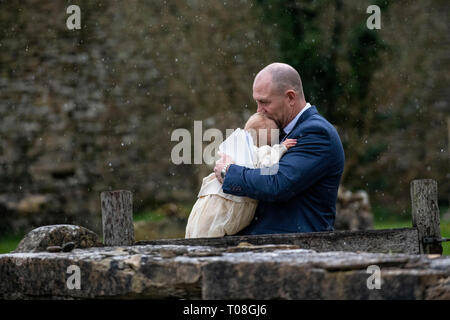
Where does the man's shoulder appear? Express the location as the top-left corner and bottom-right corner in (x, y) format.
(292, 115), (329, 136)
(295, 112), (339, 138)
(294, 111), (344, 160)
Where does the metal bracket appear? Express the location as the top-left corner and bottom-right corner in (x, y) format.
(423, 237), (450, 244)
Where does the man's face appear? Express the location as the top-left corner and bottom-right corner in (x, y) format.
(252, 74), (290, 128)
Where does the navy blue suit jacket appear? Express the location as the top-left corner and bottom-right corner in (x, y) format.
(222, 105), (345, 235)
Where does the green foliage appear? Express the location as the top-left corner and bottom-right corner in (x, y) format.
(257, 0), (449, 212)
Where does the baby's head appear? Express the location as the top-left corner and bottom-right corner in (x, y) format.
(244, 112), (279, 147)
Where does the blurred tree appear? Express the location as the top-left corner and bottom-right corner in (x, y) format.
(257, 0), (448, 213)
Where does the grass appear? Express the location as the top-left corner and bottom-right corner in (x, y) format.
(0, 232), (24, 254)
(133, 210), (166, 223)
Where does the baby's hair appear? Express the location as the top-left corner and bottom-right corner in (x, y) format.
(244, 112), (279, 146)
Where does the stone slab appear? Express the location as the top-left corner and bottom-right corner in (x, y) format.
(1, 244), (449, 299)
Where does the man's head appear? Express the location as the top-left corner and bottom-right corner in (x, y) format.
(244, 112), (279, 147)
(252, 63), (306, 128)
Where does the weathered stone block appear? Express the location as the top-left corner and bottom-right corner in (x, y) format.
(0, 244), (449, 300)
(14, 224), (102, 253)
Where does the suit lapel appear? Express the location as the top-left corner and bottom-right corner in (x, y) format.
(282, 106), (318, 141)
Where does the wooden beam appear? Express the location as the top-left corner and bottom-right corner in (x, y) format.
(136, 227), (420, 254)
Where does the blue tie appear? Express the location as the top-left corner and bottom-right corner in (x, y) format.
(279, 129), (287, 142)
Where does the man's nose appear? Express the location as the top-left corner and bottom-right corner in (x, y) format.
(257, 105), (264, 113)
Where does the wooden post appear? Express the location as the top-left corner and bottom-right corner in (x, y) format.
(447, 117), (450, 217)
(101, 190), (135, 246)
(410, 179), (442, 254)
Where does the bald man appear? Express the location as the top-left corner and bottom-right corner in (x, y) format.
(214, 62), (345, 234)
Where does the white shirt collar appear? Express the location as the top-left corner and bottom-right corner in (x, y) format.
(283, 102), (311, 135)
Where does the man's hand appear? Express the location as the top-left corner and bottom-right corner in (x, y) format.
(214, 152), (234, 184)
(282, 138), (297, 150)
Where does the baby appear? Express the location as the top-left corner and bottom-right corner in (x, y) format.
(185, 113), (297, 238)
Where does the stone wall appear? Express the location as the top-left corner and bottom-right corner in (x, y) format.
(0, 1), (277, 235)
(0, 243), (449, 299)
(0, 1), (374, 238)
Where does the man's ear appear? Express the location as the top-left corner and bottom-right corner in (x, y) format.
(286, 90), (296, 105)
